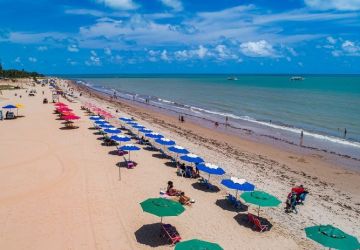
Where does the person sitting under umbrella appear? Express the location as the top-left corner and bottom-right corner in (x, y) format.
(178, 192), (194, 206)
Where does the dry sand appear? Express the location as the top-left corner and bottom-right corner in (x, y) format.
(0, 79), (359, 249)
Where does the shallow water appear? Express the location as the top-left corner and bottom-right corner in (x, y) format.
(62, 74), (360, 160)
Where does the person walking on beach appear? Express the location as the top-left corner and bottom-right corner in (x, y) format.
(225, 116), (229, 126)
(344, 128), (347, 139)
(300, 130), (304, 146)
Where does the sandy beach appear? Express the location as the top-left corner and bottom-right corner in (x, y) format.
(0, 78), (359, 250)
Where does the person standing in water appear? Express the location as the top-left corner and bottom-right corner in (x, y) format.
(344, 128), (347, 139)
(225, 116), (229, 126)
(300, 130), (304, 146)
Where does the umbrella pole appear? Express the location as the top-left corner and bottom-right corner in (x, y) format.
(129, 151), (131, 162)
(118, 165), (121, 181)
(208, 173), (211, 182)
(258, 205), (260, 218)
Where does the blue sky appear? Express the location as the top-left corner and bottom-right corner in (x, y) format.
(0, 0), (360, 74)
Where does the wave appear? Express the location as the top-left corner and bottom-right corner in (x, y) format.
(76, 80), (360, 150)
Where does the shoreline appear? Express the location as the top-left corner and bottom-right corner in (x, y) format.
(72, 80), (360, 171)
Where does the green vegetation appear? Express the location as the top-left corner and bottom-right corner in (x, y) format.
(0, 64), (44, 78)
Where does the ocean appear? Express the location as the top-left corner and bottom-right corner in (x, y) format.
(63, 74), (360, 161)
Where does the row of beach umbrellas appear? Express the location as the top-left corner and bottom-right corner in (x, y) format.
(86, 107), (359, 250)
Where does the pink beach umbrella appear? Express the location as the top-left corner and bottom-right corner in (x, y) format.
(57, 107), (73, 112)
(63, 115), (80, 121)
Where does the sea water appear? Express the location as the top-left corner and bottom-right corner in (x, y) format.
(63, 74), (360, 161)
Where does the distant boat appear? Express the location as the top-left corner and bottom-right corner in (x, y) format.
(290, 76), (304, 81)
(227, 76), (238, 81)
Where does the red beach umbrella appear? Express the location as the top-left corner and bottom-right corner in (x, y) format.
(54, 102), (67, 107)
(63, 115), (80, 121)
(57, 107), (73, 112)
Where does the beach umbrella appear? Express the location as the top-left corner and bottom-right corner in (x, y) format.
(2, 104), (17, 109)
(175, 239), (223, 250)
(140, 198), (185, 223)
(104, 128), (121, 134)
(94, 120), (107, 124)
(305, 225), (359, 250)
(132, 124), (145, 129)
(180, 154), (204, 164)
(126, 121), (137, 125)
(89, 116), (101, 120)
(111, 134), (131, 143)
(168, 146), (189, 155)
(119, 117), (132, 122)
(99, 124), (114, 129)
(155, 138), (176, 146)
(119, 144), (140, 161)
(54, 102), (67, 106)
(57, 107), (72, 112)
(62, 115), (80, 121)
(139, 128), (152, 134)
(15, 104), (24, 116)
(240, 191), (281, 217)
(221, 177), (255, 200)
(145, 132), (164, 139)
(196, 163), (225, 181)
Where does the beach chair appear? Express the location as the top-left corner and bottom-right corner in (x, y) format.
(160, 224), (181, 245)
(247, 213), (256, 225)
(253, 217), (269, 232)
(176, 168), (185, 177)
(117, 149), (128, 156)
(199, 177), (215, 190)
(127, 161), (135, 169)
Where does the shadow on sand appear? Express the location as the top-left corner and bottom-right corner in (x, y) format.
(234, 213), (273, 232)
(215, 199), (248, 212)
(59, 126), (79, 130)
(191, 182), (220, 193)
(134, 223), (170, 247)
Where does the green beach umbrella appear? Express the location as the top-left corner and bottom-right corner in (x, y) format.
(240, 190), (281, 216)
(305, 225), (359, 250)
(140, 198), (185, 223)
(175, 239), (223, 250)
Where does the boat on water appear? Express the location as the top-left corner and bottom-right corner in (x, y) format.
(227, 76), (238, 81)
(290, 76), (305, 81)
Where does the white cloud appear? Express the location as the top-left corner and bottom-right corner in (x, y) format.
(327, 36), (337, 45)
(240, 40), (277, 57)
(14, 57), (21, 63)
(28, 57), (37, 63)
(195, 45), (208, 58)
(160, 0), (183, 12)
(214, 44), (238, 60)
(65, 9), (105, 17)
(67, 58), (78, 65)
(161, 50), (170, 61)
(95, 0), (138, 10)
(341, 40), (360, 55)
(304, 0), (360, 11)
(37, 46), (48, 51)
(104, 47), (112, 55)
(68, 44), (79, 52)
(86, 50), (101, 66)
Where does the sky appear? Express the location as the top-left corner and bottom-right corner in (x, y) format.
(0, 0), (360, 74)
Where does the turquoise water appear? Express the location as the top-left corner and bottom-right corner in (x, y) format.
(63, 74), (360, 158)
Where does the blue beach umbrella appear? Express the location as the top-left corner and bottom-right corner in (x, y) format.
(139, 128), (152, 134)
(168, 146), (189, 155)
(119, 117), (132, 122)
(3, 104), (17, 109)
(119, 144), (140, 161)
(180, 154), (204, 164)
(126, 121), (137, 125)
(94, 120), (107, 124)
(221, 177), (255, 192)
(111, 134), (131, 142)
(99, 124), (114, 129)
(133, 124), (145, 129)
(221, 177), (255, 199)
(197, 163), (225, 181)
(89, 116), (101, 120)
(104, 128), (121, 134)
(155, 138), (176, 146)
(145, 132), (164, 139)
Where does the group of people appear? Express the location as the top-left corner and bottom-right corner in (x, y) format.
(166, 181), (194, 206)
(285, 185), (309, 214)
(178, 163), (200, 178)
